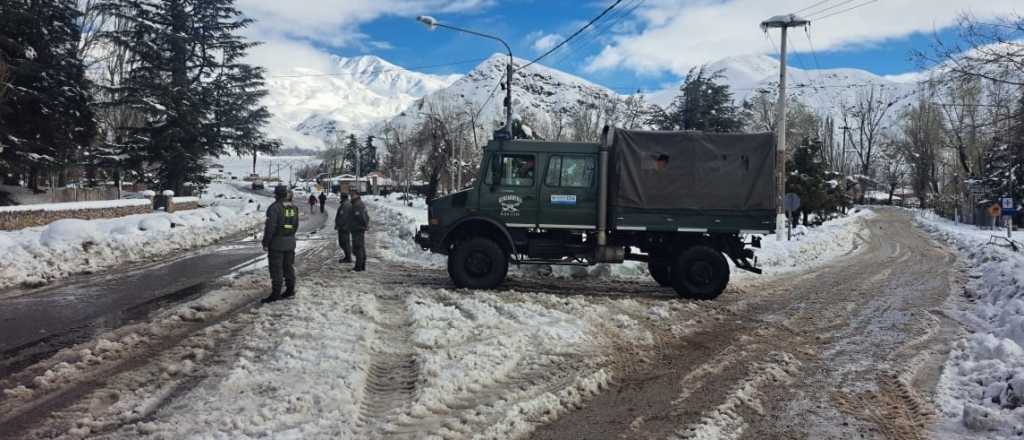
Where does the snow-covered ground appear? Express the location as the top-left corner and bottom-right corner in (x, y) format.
(0, 183), (271, 290)
(5, 195), (880, 439)
(915, 211), (1024, 438)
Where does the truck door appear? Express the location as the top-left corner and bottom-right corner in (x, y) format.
(538, 154), (597, 230)
(480, 153), (539, 228)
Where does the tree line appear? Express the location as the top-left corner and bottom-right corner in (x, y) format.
(0, 0), (276, 197)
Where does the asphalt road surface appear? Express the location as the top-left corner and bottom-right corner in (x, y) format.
(0, 200), (332, 377)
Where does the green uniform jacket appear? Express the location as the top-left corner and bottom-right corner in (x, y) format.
(263, 200), (299, 251)
(335, 200), (352, 231)
(350, 199), (369, 231)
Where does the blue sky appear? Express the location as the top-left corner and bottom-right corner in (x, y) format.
(241, 0), (1019, 91)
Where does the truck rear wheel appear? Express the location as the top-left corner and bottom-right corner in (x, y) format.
(671, 246), (729, 300)
(647, 262), (672, 287)
(450, 238), (508, 289)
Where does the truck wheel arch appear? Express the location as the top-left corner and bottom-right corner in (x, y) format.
(442, 217), (517, 256)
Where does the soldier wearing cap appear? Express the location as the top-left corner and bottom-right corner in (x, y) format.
(262, 185), (298, 303)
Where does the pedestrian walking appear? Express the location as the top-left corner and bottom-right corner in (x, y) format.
(307, 193), (317, 214)
(334, 193), (352, 263)
(349, 190), (370, 272)
(262, 185), (298, 303)
(318, 192), (327, 214)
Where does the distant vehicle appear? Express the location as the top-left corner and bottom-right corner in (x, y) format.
(415, 128), (776, 300)
(251, 180), (264, 190)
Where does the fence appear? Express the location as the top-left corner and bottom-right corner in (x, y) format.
(47, 187), (120, 203)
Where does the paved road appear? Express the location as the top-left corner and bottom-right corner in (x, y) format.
(0, 200), (333, 376)
(530, 208), (964, 439)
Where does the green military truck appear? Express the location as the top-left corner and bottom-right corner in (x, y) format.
(415, 128), (776, 300)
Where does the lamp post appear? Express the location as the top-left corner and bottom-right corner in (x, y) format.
(761, 13), (810, 241)
(417, 15), (513, 139)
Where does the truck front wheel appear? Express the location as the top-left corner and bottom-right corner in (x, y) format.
(647, 261), (672, 287)
(450, 238), (509, 289)
(672, 246), (729, 300)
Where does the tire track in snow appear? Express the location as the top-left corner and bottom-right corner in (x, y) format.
(355, 292), (420, 439)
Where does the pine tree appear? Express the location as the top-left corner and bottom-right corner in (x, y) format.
(0, 0), (96, 189)
(344, 134), (359, 175)
(99, 0), (275, 193)
(648, 66), (743, 132)
(361, 135), (378, 175)
(785, 139), (829, 224)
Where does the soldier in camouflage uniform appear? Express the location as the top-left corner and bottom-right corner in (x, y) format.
(262, 185), (299, 303)
(349, 190), (370, 272)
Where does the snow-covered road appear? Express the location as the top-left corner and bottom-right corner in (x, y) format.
(1, 204), (969, 440)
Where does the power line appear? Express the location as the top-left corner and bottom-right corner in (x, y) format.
(266, 57), (487, 79)
(791, 0), (838, 15)
(520, 0), (625, 71)
(809, 0), (881, 21)
(550, 0), (645, 69)
(802, 0), (859, 19)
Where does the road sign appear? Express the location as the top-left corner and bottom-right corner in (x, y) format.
(784, 193), (801, 213)
(988, 203), (1002, 218)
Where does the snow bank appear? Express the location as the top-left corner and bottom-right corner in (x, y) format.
(0, 183), (269, 289)
(367, 193), (445, 268)
(915, 211), (1024, 438)
(0, 198), (151, 213)
(749, 208), (875, 273)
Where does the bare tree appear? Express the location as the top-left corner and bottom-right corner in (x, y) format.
(843, 85), (901, 177)
(898, 92), (947, 208)
(915, 13), (1024, 88)
(932, 75), (983, 176)
(879, 140), (909, 204)
(77, 0), (111, 67)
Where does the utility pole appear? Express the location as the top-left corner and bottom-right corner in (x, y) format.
(762, 14), (810, 241)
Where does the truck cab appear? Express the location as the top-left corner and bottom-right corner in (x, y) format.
(416, 129), (774, 300)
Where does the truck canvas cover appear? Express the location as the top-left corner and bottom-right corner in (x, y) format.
(606, 128), (774, 232)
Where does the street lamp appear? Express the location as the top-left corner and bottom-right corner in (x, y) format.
(417, 15), (514, 139)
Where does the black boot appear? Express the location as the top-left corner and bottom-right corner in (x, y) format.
(282, 288), (295, 299)
(261, 293), (282, 304)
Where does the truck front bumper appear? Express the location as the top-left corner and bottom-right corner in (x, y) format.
(414, 225), (439, 251)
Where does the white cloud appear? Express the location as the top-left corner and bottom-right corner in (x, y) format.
(245, 38), (340, 75)
(532, 32), (564, 53)
(586, 0), (1022, 76)
(237, 0), (495, 68)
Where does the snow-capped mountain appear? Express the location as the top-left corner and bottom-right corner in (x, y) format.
(263, 52), (926, 150)
(705, 54), (919, 120)
(389, 53), (620, 134)
(262, 55), (459, 149)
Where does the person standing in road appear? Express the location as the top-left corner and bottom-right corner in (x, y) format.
(307, 193), (317, 214)
(262, 185), (298, 303)
(334, 193), (352, 263)
(318, 192), (327, 213)
(349, 190), (370, 272)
